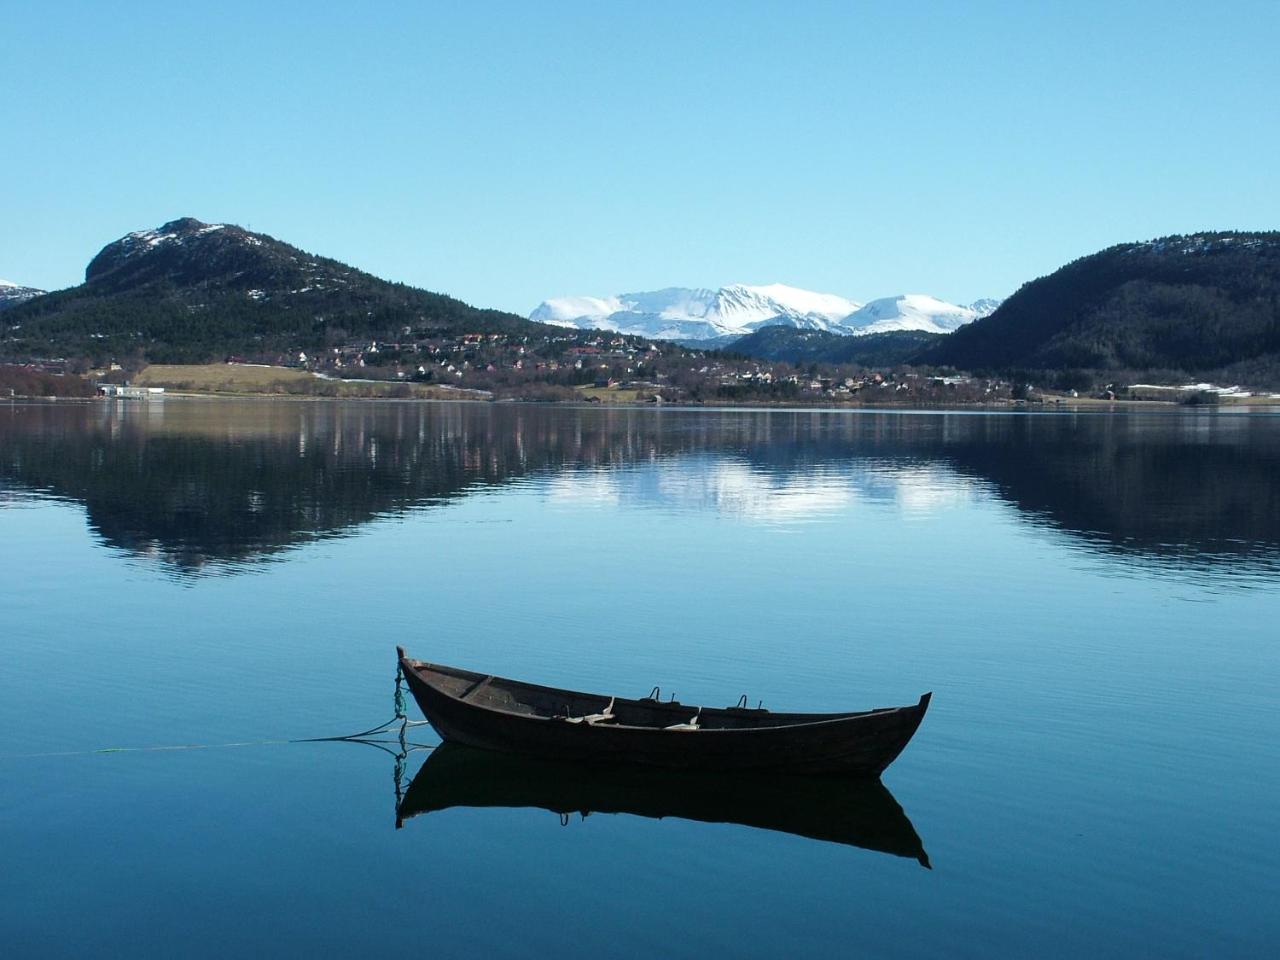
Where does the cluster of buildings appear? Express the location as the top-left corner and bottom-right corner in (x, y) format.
(707, 364), (998, 400)
(220, 327), (1021, 403)
(97, 383), (165, 399)
(275, 330), (666, 385)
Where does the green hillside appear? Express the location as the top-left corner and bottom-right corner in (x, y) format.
(1, 218), (549, 363)
(927, 232), (1280, 381)
(722, 327), (944, 366)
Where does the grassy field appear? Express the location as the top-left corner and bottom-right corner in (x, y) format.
(135, 364), (312, 388)
(134, 364), (485, 400)
(573, 384), (652, 403)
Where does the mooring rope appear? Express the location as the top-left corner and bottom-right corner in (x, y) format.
(0, 664), (436, 761)
(0, 739), (295, 760)
(0, 721), (437, 761)
(292, 716), (431, 744)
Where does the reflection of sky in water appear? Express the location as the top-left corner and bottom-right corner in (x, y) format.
(546, 457), (979, 523)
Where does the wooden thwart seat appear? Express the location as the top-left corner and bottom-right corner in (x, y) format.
(458, 676), (494, 701)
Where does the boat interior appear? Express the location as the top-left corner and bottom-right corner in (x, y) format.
(407, 661), (888, 731)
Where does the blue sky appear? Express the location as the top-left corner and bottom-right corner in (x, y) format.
(2, 0), (1278, 312)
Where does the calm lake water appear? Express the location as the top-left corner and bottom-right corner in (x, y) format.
(1, 398), (1277, 958)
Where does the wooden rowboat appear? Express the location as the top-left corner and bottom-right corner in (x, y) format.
(397, 743), (931, 866)
(397, 649), (930, 777)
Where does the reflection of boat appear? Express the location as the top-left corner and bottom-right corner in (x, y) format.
(397, 743), (930, 867)
(399, 650), (930, 777)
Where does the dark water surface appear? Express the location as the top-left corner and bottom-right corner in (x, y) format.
(1, 399), (1276, 958)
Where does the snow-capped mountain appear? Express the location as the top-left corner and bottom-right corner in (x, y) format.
(531, 284), (862, 340)
(842, 294), (999, 336)
(0, 279), (45, 311)
(530, 284), (1000, 341)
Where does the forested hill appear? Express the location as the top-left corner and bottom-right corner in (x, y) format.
(926, 232), (1280, 377)
(722, 327), (943, 366)
(1, 218), (551, 363)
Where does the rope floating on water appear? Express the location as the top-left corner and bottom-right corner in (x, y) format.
(0, 739), (294, 760)
(0, 665), (435, 761)
(0, 723), (437, 761)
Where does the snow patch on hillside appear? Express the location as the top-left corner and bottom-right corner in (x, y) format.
(0, 279), (45, 309)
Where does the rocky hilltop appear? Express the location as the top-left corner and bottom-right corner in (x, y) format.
(0, 279), (44, 311)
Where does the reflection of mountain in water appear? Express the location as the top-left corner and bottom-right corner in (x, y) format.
(397, 743), (930, 866)
(1, 401), (1278, 576)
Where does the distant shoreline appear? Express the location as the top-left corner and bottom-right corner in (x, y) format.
(14, 390), (1280, 414)
(11, 358), (1280, 410)
(114, 381), (1280, 411)
(11, 357), (1280, 409)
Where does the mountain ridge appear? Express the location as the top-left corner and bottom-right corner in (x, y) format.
(8, 221), (1280, 389)
(531, 283), (862, 340)
(530, 284), (999, 341)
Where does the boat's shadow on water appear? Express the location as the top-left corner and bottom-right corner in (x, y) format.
(395, 743), (930, 868)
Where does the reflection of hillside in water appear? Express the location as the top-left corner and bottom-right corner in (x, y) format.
(1, 401), (1278, 576)
(939, 413), (1280, 568)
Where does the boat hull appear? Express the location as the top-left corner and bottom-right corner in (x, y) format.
(399, 653), (930, 778)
